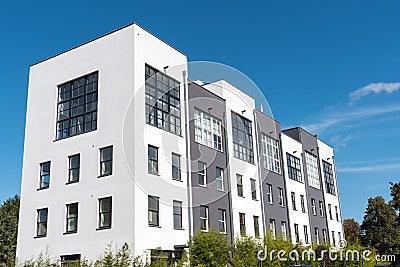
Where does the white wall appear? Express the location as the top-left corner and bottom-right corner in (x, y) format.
(204, 80), (264, 239)
(317, 140), (344, 246)
(281, 134), (311, 245)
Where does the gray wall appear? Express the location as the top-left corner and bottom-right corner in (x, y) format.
(254, 110), (289, 237)
(188, 82), (233, 240)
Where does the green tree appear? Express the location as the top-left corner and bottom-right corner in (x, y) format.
(343, 218), (362, 245)
(361, 196), (400, 255)
(188, 230), (231, 267)
(231, 236), (259, 267)
(0, 195), (20, 266)
(94, 242), (132, 267)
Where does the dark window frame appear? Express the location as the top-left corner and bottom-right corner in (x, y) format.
(99, 146), (113, 177)
(56, 72), (98, 140)
(231, 112), (254, 164)
(286, 153), (302, 183)
(322, 160), (336, 195)
(173, 200), (182, 229)
(39, 161), (51, 190)
(148, 145), (159, 175)
(239, 213), (246, 236)
(237, 174), (244, 197)
(98, 197), (112, 229)
(61, 254), (81, 267)
(148, 195), (160, 227)
(36, 208), (48, 237)
(291, 192), (297, 211)
(68, 154), (80, 183)
(250, 178), (257, 200)
(172, 153), (181, 181)
(65, 203), (78, 234)
(254, 216), (260, 238)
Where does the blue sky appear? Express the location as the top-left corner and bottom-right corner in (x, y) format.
(1, 0), (399, 223)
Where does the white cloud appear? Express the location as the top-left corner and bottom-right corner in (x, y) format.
(349, 82), (400, 104)
(337, 163), (400, 173)
(301, 104), (400, 133)
(329, 135), (352, 150)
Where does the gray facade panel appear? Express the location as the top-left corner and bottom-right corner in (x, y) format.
(188, 82), (232, 239)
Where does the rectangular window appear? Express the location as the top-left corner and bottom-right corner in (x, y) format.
(145, 65), (181, 135)
(251, 179), (257, 200)
(261, 134), (281, 174)
(68, 154), (80, 183)
(311, 198), (316, 215)
(148, 196), (159, 227)
(198, 162), (207, 186)
(39, 161), (51, 189)
(338, 232), (342, 243)
(36, 208), (48, 237)
(231, 112), (254, 163)
(100, 146), (113, 176)
(294, 223), (299, 243)
(66, 203), (78, 233)
(270, 219), (276, 240)
(56, 72), (98, 140)
(300, 195), (306, 213)
(267, 184), (273, 204)
(218, 209), (226, 234)
(281, 221), (287, 240)
(314, 228), (320, 244)
(323, 160), (336, 195)
(194, 109), (223, 151)
(335, 206), (340, 221)
(61, 254), (81, 267)
(332, 231), (336, 246)
(328, 204), (333, 220)
(291, 192), (297, 211)
(319, 201), (324, 217)
(173, 200), (182, 229)
(200, 206), (209, 232)
(254, 216), (260, 238)
(172, 153), (181, 181)
(237, 174), (243, 197)
(305, 152), (320, 189)
(322, 229), (328, 244)
(239, 213), (246, 236)
(148, 145), (158, 175)
(278, 188), (284, 207)
(216, 167), (224, 191)
(304, 225), (309, 244)
(286, 153), (302, 182)
(99, 197), (112, 229)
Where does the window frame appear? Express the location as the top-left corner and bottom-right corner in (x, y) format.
(148, 195), (160, 227)
(328, 204), (333, 220)
(239, 213), (246, 236)
(250, 178), (257, 200)
(291, 192), (297, 211)
(319, 201), (324, 217)
(68, 154), (80, 184)
(39, 161), (51, 190)
(65, 203), (78, 234)
(270, 219), (276, 240)
(335, 206), (340, 221)
(237, 174), (244, 197)
(311, 198), (316, 215)
(36, 208), (48, 238)
(294, 223), (299, 243)
(56, 72), (98, 140)
(173, 200), (183, 230)
(216, 167), (224, 191)
(171, 153), (181, 181)
(194, 108), (223, 151)
(267, 183), (273, 204)
(261, 134), (281, 174)
(200, 206), (209, 232)
(98, 197), (112, 229)
(305, 152), (321, 189)
(278, 187), (284, 207)
(148, 145), (159, 175)
(300, 194), (306, 213)
(218, 209), (227, 234)
(254, 216), (260, 238)
(231, 112), (254, 163)
(323, 160), (336, 195)
(286, 153), (302, 182)
(304, 225), (309, 244)
(281, 221), (287, 240)
(198, 161), (207, 187)
(99, 146), (113, 177)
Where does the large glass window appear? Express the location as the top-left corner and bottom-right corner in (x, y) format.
(261, 134), (281, 173)
(56, 72), (98, 140)
(148, 196), (159, 227)
(218, 209), (226, 234)
(98, 197), (112, 229)
(145, 65), (181, 135)
(286, 153), (302, 182)
(194, 109), (222, 151)
(100, 146), (113, 176)
(36, 208), (48, 237)
(200, 206), (209, 232)
(231, 112), (254, 163)
(322, 160), (336, 195)
(39, 161), (51, 189)
(68, 154), (80, 183)
(173, 200), (182, 229)
(305, 152), (320, 189)
(66, 203), (78, 233)
(148, 145), (159, 175)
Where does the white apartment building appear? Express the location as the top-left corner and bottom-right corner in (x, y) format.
(17, 23), (343, 265)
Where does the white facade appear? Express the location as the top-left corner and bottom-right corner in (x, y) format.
(204, 80), (264, 239)
(281, 133), (311, 245)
